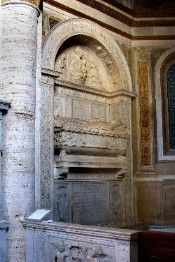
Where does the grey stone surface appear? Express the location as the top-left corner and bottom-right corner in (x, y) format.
(72, 182), (108, 225)
(54, 180), (124, 226)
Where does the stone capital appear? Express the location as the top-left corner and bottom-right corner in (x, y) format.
(1, 0), (42, 9)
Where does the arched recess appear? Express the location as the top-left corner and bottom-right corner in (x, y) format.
(42, 18), (132, 93)
(155, 47), (175, 161)
(40, 18), (135, 226)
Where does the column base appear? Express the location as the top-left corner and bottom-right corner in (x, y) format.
(0, 220), (10, 262)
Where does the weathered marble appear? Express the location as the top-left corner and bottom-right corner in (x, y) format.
(23, 219), (138, 262)
(42, 19), (132, 92)
(54, 180), (125, 226)
(39, 18), (135, 229)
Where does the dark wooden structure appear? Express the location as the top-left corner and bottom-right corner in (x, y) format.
(138, 228), (175, 262)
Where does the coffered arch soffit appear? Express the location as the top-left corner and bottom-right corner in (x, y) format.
(42, 18), (132, 92)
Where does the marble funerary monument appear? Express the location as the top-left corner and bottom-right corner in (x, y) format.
(0, 0), (175, 261)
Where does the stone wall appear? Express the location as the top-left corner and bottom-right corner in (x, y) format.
(131, 45), (175, 224)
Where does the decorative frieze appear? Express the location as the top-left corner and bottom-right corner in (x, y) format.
(54, 117), (130, 138)
(53, 240), (111, 262)
(139, 63), (151, 166)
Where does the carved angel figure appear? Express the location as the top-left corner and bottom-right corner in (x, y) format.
(89, 62), (102, 87)
(55, 53), (67, 79)
(55, 241), (70, 262)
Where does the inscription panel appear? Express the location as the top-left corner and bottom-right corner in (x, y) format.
(72, 182), (108, 225)
(54, 181), (109, 225)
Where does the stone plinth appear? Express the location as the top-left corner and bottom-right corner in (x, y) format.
(23, 219), (138, 262)
(0, 220), (9, 262)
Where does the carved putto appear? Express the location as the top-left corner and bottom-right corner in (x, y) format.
(89, 62), (102, 87)
(55, 53), (67, 79)
(52, 240), (111, 262)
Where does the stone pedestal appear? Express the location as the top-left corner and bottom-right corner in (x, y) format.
(0, 220), (9, 262)
(0, 1), (39, 260)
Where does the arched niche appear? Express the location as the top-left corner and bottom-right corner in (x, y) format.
(41, 18), (135, 226)
(42, 18), (132, 93)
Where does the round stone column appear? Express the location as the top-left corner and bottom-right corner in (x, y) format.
(0, 1), (39, 260)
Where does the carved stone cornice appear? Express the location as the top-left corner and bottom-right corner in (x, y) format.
(42, 68), (61, 78)
(54, 153), (127, 179)
(55, 80), (136, 98)
(44, 0), (175, 41)
(44, 0), (175, 27)
(76, 0), (175, 25)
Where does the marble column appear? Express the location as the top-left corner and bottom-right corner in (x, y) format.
(0, 102), (10, 262)
(0, 1), (39, 261)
